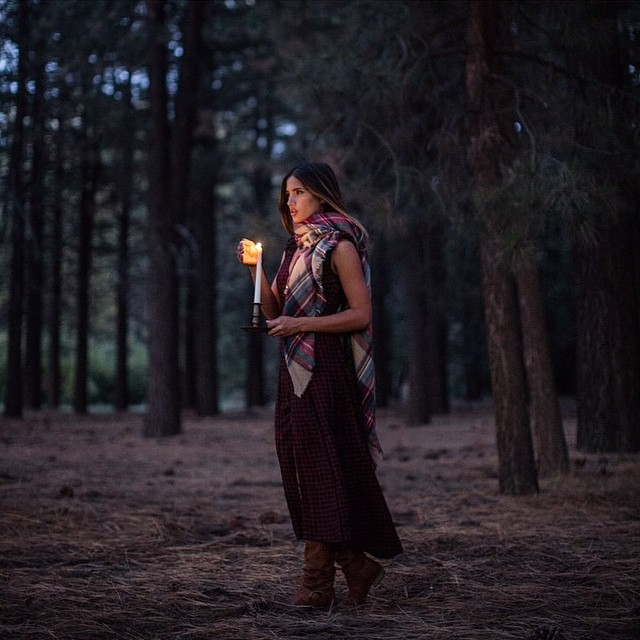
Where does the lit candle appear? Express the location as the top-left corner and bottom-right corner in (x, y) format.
(253, 243), (263, 304)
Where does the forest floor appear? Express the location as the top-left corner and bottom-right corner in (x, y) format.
(1, 404), (639, 640)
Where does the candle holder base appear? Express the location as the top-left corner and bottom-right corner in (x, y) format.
(242, 324), (269, 333)
(242, 302), (268, 333)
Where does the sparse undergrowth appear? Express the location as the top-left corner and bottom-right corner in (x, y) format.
(1, 407), (639, 639)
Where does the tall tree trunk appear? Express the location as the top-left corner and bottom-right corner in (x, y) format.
(24, 58), (46, 410)
(481, 251), (537, 494)
(4, 0), (29, 418)
(48, 135), (64, 409)
(573, 1), (640, 453)
(115, 76), (133, 412)
(371, 230), (393, 408)
(575, 217), (640, 452)
(454, 233), (487, 402)
(115, 193), (131, 412)
(183, 279), (198, 410)
(426, 217), (449, 414)
(612, 208), (640, 452)
(405, 232), (432, 425)
(176, 0), (206, 413)
(145, 0), (204, 435)
(74, 138), (99, 414)
(466, 0), (537, 495)
(516, 265), (569, 476)
(193, 149), (219, 416)
(145, 0), (181, 436)
(462, 297), (486, 402)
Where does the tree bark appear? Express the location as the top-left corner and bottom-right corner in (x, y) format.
(4, 0), (29, 418)
(145, 0), (181, 436)
(145, 0), (205, 435)
(184, 278), (198, 410)
(48, 134), (64, 409)
(426, 217), (449, 414)
(572, 0), (640, 453)
(453, 232), (487, 402)
(24, 57), (46, 410)
(462, 299), (487, 402)
(371, 230), (393, 408)
(175, 0), (206, 413)
(74, 138), (99, 414)
(465, 0), (538, 494)
(193, 151), (219, 416)
(115, 75), (133, 412)
(575, 217), (640, 452)
(516, 265), (569, 476)
(405, 232), (432, 425)
(481, 251), (537, 494)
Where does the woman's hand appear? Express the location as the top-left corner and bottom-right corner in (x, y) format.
(237, 238), (259, 265)
(237, 238), (282, 319)
(266, 316), (302, 337)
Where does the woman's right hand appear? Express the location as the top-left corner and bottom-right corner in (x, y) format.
(237, 238), (259, 265)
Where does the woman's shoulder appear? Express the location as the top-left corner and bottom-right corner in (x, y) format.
(329, 237), (365, 277)
(332, 236), (360, 256)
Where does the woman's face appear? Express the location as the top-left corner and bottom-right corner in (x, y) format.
(285, 176), (323, 228)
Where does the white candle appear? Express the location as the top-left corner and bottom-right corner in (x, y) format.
(253, 243), (263, 304)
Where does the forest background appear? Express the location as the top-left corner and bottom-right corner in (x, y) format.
(1, 0), (639, 495)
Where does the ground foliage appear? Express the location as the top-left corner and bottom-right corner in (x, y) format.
(1, 406), (639, 640)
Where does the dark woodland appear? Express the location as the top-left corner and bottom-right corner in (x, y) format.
(1, 1), (639, 638)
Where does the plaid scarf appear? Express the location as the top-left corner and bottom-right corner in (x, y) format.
(282, 210), (382, 462)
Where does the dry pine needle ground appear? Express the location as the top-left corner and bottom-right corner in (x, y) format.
(1, 406), (639, 640)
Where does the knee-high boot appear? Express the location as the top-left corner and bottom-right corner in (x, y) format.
(335, 549), (384, 605)
(292, 541), (336, 610)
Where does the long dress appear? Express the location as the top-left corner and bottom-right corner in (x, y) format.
(274, 238), (403, 559)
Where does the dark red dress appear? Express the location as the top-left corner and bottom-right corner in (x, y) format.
(274, 239), (402, 559)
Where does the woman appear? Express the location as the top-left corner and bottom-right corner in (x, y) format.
(238, 161), (402, 609)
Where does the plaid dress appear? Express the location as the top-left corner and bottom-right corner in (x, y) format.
(274, 239), (402, 559)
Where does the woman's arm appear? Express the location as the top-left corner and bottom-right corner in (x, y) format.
(266, 240), (371, 337)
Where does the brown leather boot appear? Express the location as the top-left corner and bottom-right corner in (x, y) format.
(292, 541), (336, 610)
(335, 549), (384, 605)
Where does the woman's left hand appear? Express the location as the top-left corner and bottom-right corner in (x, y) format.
(237, 238), (259, 265)
(266, 316), (302, 337)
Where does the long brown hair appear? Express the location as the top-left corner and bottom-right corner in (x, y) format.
(277, 162), (368, 238)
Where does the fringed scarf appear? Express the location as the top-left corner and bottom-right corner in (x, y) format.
(282, 210), (382, 462)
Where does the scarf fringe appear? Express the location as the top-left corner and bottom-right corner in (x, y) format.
(290, 360), (312, 398)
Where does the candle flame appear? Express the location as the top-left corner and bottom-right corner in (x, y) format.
(256, 242), (263, 252)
